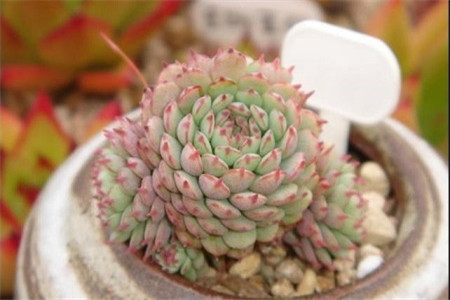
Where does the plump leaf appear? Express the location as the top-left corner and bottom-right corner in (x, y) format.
(76, 65), (132, 94)
(364, 0), (412, 75)
(80, 0), (149, 31)
(1, 0), (182, 93)
(62, 0), (83, 13)
(0, 64), (73, 91)
(367, 0), (449, 159)
(38, 15), (114, 70)
(0, 17), (29, 63)
(1, 0), (70, 50)
(0, 229), (20, 295)
(0, 201), (23, 236)
(1, 93), (73, 226)
(416, 40), (448, 158)
(391, 75), (420, 131)
(0, 107), (23, 153)
(118, 0), (183, 56)
(0, 155), (45, 228)
(17, 92), (73, 163)
(410, 0), (449, 72)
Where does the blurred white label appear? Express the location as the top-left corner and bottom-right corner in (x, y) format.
(282, 20), (401, 154)
(190, 0), (324, 51)
(282, 20), (400, 124)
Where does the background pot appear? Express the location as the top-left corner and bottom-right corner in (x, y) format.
(15, 112), (448, 299)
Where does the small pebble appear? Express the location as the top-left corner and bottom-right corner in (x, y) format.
(275, 259), (304, 284)
(358, 244), (383, 261)
(260, 263), (276, 285)
(248, 275), (267, 292)
(333, 260), (346, 272)
(316, 275), (335, 292)
(202, 267), (218, 279)
(210, 256), (226, 272)
(296, 268), (317, 296)
(261, 245), (287, 266)
(211, 285), (234, 296)
(357, 255), (384, 278)
(359, 162), (390, 197)
(320, 269), (335, 280)
(389, 216), (399, 228)
(383, 198), (396, 214)
(219, 275), (269, 298)
(271, 278), (295, 297)
(363, 207), (397, 246)
(336, 269), (356, 286)
(333, 249), (356, 272)
(197, 275), (217, 290)
(344, 249), (356, 265)
(293, 257), (307, 270)
(229, 253), (261, 279)
(363, 191), (386, 210)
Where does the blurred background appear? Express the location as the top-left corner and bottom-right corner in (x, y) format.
(0, 0), (447, 297)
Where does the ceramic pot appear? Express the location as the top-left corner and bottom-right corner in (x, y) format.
(15, 113), (448, 299)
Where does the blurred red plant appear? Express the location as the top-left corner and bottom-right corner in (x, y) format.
(0, 93), (123, 295)
(0, 0), (183, 94)
(365, 0), (448, 158)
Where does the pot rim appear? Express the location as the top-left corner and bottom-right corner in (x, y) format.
(16, 112), (449, 299)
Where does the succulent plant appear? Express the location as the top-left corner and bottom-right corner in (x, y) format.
(282, 149), (367, 270)
(0, 0), (182, 93)
(93, 48), (367, 279)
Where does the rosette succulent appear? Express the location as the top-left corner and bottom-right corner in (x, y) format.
(282, 149), (367, 270)
(92, 49), (367, 280)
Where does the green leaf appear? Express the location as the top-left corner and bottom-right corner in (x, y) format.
(76, 65), (132, 95)
(1, 0), (71, 52)
(38, 15), (114, 70)
(0, 17), (29, 63)
(1, 93), (73, 226)
(80, 0), (142, 30)
(364, 0), (412, 75)
(1, 155), (49, 226)
(0, 107), (23, 153)
(410, 0), (448, 73)
(0, 64), (73, 91)
(416, 39), (448, 157)
(62, 0), (82, 13)
(15, 93), (73, 164)
(118, 1), (183, 56)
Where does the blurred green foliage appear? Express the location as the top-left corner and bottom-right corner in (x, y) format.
(365, 0), (448, 159)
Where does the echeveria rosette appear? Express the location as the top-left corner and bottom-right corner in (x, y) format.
(137, 49), (320, 259)
(92, 48), (367, 275)
(283, 146), (367, 270)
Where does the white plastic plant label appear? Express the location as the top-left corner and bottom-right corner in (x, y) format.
(281, 20), (401, 155)
(190, 0), (324, 52)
